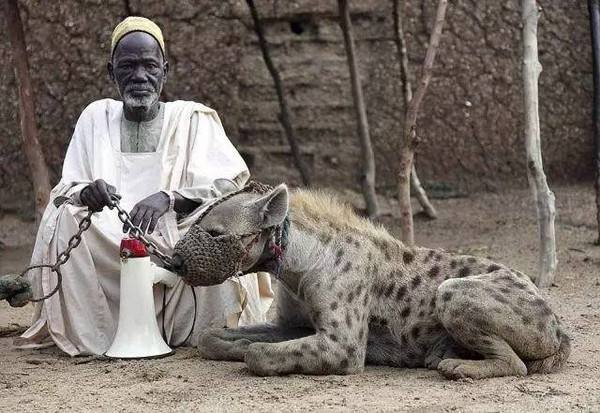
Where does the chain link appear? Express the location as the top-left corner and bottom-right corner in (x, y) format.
(56, 212), (93, 268)
(21, 196), (174, 302)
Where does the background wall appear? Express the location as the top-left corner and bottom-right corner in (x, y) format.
(0, 0), (593, 213)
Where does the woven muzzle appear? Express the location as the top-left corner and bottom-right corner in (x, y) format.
(171, 180), (275, 286)
(173, 225), (246, 287)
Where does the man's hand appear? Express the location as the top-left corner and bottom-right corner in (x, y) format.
(80, 179), (118, 212)
(123, 192), (170, 235)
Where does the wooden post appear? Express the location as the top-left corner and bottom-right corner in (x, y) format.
(397, 0), (448, 245)
(588, 0), (600, 245)
(4, 0), (51, 224)
(392, 0), (438, 220)
(245, 0), (312, 186)
(521, 0), (557, 287)
(338, 0), (379, 219)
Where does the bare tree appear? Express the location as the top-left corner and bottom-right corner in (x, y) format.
(245, 0), (311, 186)
(589, 0), (600, 244)
(338, 0), (379, 219)
(392, 0), (437, 220)
(397, 0), (448, 246)
(3, 0), (51, 224)
(521, 0), (557, 287)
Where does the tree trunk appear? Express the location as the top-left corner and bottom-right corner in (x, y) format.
(4, 0), (51, 225)
(393, 0), (438, 220)
(521, 0), (557, 287)
(397, 0), (448, 245)
(338, 0), (379, 219)
(589, 0), (600, 245)
(245, 0), (311, 186)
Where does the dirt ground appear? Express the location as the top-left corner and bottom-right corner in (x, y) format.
(1, 184), (599, 412)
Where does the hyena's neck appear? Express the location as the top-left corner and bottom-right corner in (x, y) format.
(279, 223), (330, 294)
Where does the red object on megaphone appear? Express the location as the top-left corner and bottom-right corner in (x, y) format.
(120, 238), (148, 258)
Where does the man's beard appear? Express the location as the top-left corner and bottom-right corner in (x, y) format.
(122, 90), (159, 111)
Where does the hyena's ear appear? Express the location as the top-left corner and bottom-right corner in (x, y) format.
(212, 178), (240, 196)
(249, 184), (289, 229)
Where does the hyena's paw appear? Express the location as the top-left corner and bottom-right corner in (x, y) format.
(424, 352), (443, 370)
(438, 358), (476, 379)
(424, 337), (465, 370)
(438, 358), (527, 380)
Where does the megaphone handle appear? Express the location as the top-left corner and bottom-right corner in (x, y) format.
(151, 263), (178, 288)
(160, 284), (197, 348)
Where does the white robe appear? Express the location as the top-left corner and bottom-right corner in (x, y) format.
(15, 99), (273, 356)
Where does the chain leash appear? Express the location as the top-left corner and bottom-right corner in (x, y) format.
(22, 210), (93, 302)
(21, 196), (173, 302)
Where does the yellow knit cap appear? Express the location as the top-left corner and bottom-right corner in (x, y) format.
(110, 16), (165, 57)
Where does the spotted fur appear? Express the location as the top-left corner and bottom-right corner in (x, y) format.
(189, 185), (571, 379)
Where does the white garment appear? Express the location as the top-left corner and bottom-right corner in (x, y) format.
(15, 99), (273, 356)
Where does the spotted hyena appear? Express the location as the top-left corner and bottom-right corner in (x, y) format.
(171, 183), (570, 379)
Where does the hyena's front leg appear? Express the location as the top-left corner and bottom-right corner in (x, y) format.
(244, 285), (370, 376)
(198, 324), (313, 362)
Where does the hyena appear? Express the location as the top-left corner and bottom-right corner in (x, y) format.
(171, 183), (570, 379)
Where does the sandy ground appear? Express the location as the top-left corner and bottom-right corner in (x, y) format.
(1, 184), (599, 412)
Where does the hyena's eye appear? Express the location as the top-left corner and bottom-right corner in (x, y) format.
(206, 229), (223, 237)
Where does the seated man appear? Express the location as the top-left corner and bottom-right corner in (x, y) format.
(15, 17), (272, 356)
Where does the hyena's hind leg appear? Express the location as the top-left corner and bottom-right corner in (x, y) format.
(434, 270), (568, 379)
(424, 335), (478, 370)
(365, 325), (405, 366)
(198, 324), (313, 362)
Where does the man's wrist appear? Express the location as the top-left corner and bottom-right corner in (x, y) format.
(70, 184), (91, 207)
(71, 189), (84, 206)
(160, 190), (176, 212)
(171, 191), (201, 214)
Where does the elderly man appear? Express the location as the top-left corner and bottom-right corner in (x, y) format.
(15, 17), (272, 356)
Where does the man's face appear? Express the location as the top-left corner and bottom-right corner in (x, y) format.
(108, 31), (167, 112)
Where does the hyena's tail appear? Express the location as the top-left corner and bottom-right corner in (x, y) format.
(525, 327), (571, 374)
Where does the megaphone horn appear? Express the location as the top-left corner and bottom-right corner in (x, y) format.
(105, 238), (176, 359)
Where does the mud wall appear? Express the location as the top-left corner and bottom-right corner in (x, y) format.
(0, 1), (592, 212)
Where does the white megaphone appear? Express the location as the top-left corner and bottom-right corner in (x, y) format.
(105, 238), (178, 359)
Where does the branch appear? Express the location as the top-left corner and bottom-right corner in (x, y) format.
(393, 0), (413, 106)
(338, 0), (379, 219)
(245, 0), (311, 186)
(393, 0), (437, 220)
(397, 0), (448, 245)
(405, 0), (448, 132)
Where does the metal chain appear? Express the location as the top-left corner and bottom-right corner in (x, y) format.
(54, 212), (93, 268)
(109, 195), (173, 268)
(23, 209), (93, 302)
(21, 196), (174, 302)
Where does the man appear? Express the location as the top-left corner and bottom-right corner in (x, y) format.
(15, 17), (273, 356)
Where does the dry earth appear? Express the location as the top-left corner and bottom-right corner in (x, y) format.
(1, 184), (599, 412)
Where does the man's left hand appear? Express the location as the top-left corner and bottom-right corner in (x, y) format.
(123, 192), (170, 234)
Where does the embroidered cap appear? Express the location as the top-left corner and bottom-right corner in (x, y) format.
(111, 16), (165, 57)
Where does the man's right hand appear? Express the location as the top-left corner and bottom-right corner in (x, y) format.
(80, 179), (117, 212)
